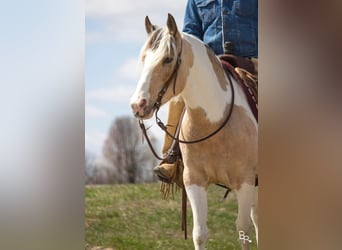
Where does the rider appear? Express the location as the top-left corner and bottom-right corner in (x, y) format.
(154, 0), (258, 186)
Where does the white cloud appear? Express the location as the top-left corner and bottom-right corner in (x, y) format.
(86, 0), (187, 44)
(85, 105), (109, 118)
(119, 57), (141, 80)
(86, 0), (186, 19)
(86, 85), (136, 103)
(87, 57), (143, 103)
(85, 0), (135, 17)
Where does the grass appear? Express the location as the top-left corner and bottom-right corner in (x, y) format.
(85, 183), (257, 250)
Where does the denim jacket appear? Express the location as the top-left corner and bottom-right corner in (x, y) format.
(183, 0), (258, 57)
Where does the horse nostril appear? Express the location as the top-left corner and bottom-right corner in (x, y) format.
(138, 98), (147, 109)
(130, 98), (149, 117)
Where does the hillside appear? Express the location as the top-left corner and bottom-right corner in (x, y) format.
(85, 183), (257, 250)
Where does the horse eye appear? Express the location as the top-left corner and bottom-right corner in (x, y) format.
(163, 57), (173, 65)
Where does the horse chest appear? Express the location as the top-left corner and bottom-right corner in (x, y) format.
(180, 106), (257, 188)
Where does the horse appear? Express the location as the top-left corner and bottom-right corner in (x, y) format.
(130, 14), (258, 250)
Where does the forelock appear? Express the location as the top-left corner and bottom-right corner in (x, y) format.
(140, 27), (176, 64)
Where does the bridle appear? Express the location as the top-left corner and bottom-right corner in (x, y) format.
(152, 39), (183, 111)
(138, 38), (235, 160)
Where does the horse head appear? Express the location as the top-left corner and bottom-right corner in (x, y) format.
(130, 14), (184, 119)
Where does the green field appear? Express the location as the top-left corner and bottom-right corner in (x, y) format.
(85, 183), (257, 250)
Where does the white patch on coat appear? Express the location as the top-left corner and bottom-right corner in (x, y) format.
(235, 182), (257, 245)
(181, 34), (228, 122)
(185, 184), (208, 249)
(130, 49), (154, 104)
(232, 80), (258, 128)
(180, 33), (257, 128)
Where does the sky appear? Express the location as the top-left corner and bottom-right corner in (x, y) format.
(85, 0), (187, 156)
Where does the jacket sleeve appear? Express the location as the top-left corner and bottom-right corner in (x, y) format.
(182, 0), (204, 40)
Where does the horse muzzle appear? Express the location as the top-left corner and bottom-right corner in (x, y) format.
(130, 98), (154, 119)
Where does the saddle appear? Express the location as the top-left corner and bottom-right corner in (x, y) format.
(219, 54), (258, 122)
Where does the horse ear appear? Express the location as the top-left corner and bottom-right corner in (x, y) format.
(166, 13), (178, 36)
(145, 16), (156, 34)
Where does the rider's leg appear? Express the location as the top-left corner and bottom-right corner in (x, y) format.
(153, 99), (184, 187)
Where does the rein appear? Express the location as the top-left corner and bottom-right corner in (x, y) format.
(155, 67), (235, 144)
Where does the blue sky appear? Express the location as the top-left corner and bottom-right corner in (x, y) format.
(85, 0), (187, 156)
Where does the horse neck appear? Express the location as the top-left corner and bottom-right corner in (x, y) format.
(180, 36), (232, 124)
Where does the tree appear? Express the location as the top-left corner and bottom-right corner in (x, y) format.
(102, 116), (157, 183)
(85, 150), (96, 184)
(86, 155), (117, 185)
